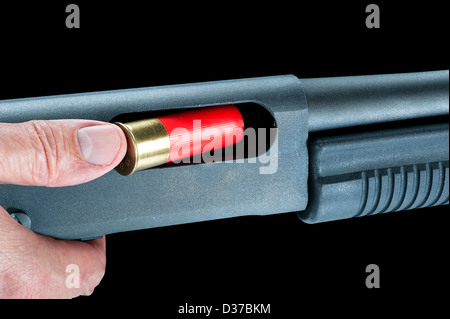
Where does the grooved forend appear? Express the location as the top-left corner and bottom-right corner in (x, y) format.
(354, 161), (449, 217)
(300, 123), (449, 224)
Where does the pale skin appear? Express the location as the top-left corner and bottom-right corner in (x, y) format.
(0, 120), (127, 298)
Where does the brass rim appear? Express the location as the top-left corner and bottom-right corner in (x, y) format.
(114, 119), (170, 176)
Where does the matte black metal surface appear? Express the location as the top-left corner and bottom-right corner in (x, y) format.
(299, 70), (449, 223)
(300, 123), (449, 223)
(304, 70), (449, 132)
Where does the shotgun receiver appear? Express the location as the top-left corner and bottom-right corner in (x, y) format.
(0, 71), (448, 240)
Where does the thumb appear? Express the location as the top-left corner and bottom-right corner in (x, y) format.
(0, 120), (127, 186)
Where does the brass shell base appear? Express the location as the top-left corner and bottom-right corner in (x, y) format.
(114, 119), (170, 176)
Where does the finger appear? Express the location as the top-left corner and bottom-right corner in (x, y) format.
(0, 205), (106, 298)
(0, 120), (127, 186)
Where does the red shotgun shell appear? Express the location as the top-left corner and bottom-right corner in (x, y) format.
(115, 104), (244, 176)
(158, 104), (244, 163)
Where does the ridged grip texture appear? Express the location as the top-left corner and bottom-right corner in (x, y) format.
(299, 123), (449, 223)
(353, 162), (448, 217)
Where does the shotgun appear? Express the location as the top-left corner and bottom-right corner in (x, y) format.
(0, 70), (448, 240)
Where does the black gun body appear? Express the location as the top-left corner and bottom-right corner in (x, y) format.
(0, 71), (448, 239)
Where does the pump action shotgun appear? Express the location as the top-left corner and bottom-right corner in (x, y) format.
(0, 70), (448, 240)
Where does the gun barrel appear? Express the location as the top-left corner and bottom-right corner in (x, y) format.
(304, 70), (449, 132)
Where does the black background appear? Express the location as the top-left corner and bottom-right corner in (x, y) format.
(1, 0), (448, 315)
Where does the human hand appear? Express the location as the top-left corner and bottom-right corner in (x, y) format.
(0, 120), (127, 298)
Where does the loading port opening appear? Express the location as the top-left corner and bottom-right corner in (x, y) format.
(110, 102), (277, 169)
